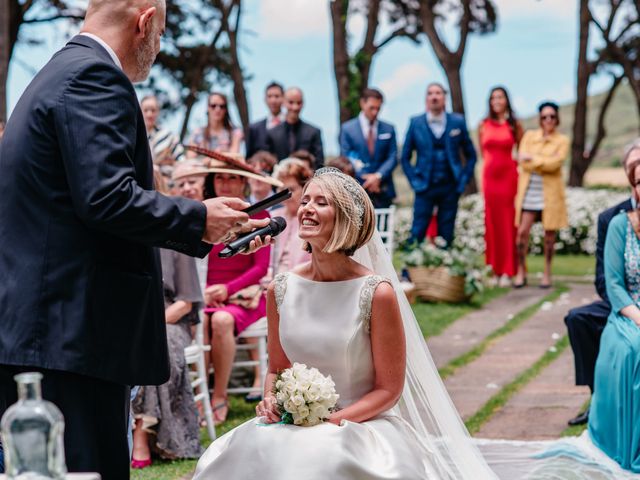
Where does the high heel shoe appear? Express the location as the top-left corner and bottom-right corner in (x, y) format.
(131, 458), (152, 469)
(513, 278), (528, 289)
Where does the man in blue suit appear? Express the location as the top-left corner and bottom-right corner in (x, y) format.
(339, 88), (398, 208)
(401, 83), (477, 245)
(0, 1), (266, 478)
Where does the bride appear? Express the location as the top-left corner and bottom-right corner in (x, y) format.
(194, 168), (636, 479)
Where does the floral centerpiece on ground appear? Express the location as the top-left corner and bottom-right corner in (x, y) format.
(400, 237), (487, 300)
(273, 363), (340, 426)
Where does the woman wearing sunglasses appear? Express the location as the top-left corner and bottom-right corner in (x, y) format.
(187, 92), (244, 155)
(514, 101), (569, 289)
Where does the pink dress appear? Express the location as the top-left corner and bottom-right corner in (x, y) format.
(204, 210), (271, 334)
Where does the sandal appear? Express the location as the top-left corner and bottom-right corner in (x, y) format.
(212, 399), (229, 426)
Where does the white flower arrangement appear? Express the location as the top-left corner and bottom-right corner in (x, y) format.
(273, 363), (340, 427)
(394, 188), (628, 256)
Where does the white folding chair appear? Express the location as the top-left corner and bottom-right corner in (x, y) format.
(375, 205), (396, 254)
(228, 316), (268, 395)
(185, 316), (216, 441)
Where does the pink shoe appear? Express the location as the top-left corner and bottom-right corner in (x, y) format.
(131, 458), (152, 469)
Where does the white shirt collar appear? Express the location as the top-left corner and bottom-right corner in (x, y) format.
(358, 112), (377, 135)
(426, 111), (446, 123)
(79, 32), (123, 70)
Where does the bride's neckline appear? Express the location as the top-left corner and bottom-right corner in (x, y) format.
(288, 272), (370, 284)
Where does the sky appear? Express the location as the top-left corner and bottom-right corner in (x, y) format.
(7, 0), (614, 155)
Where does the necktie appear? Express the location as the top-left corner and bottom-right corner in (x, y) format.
(367, 121), (375, 157)
(288, 124), (296, 153)
(271, 116), (280, 128)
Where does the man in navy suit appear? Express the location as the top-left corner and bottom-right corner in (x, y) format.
(339, 88), (397, 208)
(401, 83), (477, 245)
(564, 144), (639, 426)
(245, 81), (285, 158)
(266, 87), (324, 169)
(0, 1), (267, 478)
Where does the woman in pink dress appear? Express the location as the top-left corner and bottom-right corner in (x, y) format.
(201, 153), (282, 424)
(479, 86), (523, 287)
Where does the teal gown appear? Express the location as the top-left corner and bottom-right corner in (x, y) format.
(589, 212), (640, 472)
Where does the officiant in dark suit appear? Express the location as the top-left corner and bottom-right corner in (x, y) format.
(401, 83), (477, 245)
(266, 87), (324, 169)
(564, 142), (639, 426)
(245, 81), (285, 158)
(0, 1), (267, 478)
(339, 88), (397, 208)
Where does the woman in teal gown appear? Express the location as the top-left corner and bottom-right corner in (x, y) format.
(589, 203), (640, 472)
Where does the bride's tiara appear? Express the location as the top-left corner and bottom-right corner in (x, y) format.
(314, 167), (365, 229)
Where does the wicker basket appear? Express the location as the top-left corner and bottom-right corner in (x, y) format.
(408, 266), (469, 303)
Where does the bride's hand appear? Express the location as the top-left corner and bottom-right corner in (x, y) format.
(256, 395), (280, 423)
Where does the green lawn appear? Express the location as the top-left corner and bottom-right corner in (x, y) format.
(526, 254), (595, 278)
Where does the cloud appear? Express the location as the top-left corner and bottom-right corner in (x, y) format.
(258, 0), (330, 39)
(494, 0), (575, 20)
(378, 63), (430, 100)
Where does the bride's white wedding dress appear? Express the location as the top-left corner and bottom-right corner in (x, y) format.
(195, 233), (639, 479)
(194, 273), (439, 479)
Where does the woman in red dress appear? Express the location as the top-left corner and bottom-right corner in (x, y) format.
(479, 87), (523, 287)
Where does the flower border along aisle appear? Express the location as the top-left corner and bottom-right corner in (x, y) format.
(401, 237), (486, 303)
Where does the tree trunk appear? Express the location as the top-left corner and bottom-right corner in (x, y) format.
(330, 0), (352, 125)
(442, 61), (465, 115)
(226, 5), (249, 130)
(569, 0), (591, 187)
(180, 90), (197, 142)
(0, 0), (9, 123)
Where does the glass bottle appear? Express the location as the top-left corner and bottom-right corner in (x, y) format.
(0, 372), (66, 479)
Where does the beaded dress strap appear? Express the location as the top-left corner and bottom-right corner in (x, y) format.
(273, 272), (289, 313)
(358, 275), (392, 333)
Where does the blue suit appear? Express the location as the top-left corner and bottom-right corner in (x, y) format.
(339, 117), (397, 208)
(401, 112), (477, 244)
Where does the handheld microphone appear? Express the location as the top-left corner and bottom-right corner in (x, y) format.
(218, 216), (287, 258)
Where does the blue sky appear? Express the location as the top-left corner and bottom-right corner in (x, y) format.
(7, 0), (613, 155)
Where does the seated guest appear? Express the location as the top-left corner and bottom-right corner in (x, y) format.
(131, 172), (203, 468)
(589, 139), (640, 472)
(245, 82), (285, 157)
(247, 150), (278, 204)
(340, 87), (398, 208)
(565, 142), (637, 426)
(187, 92), (243, 155)
(514, 101), (569, 288)
(141, 95), (185, 171)
(266, 87), (324, 168)
(325, 155), (356, 178)
(202, 154), (281, 424)
(290, 149), (316, 172)
(271, 158), (313, 275)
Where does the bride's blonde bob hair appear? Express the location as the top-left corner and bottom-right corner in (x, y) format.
(301, 169), (375, 256)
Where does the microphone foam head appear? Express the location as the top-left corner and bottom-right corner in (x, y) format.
(271, 216), (287, 234)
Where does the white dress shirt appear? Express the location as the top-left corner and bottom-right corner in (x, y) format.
(426, 111), (447, 138)
(79, 32), (123, 70)
(358, 112), (378, 142)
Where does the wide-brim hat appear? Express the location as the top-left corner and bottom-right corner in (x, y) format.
(184, 145), (283, 188)
(171, 158), (211, 181)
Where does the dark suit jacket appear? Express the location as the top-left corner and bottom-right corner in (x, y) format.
(596, 199), (633, 303)
(400, 113), (477, 194)
(245, 118), (268, 158)
(0, 35), (211, 386)
(266, 120), (324, 168)
(339, 117), (397, 202)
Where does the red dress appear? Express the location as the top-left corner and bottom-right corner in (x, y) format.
(481, 119), (518, 276)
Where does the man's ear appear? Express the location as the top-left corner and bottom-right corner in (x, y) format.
(137, 6), (157, 37)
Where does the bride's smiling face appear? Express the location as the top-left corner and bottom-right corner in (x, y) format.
(298, 181), (335, 248)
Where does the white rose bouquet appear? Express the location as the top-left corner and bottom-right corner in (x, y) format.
(273, 362), (340, 426)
